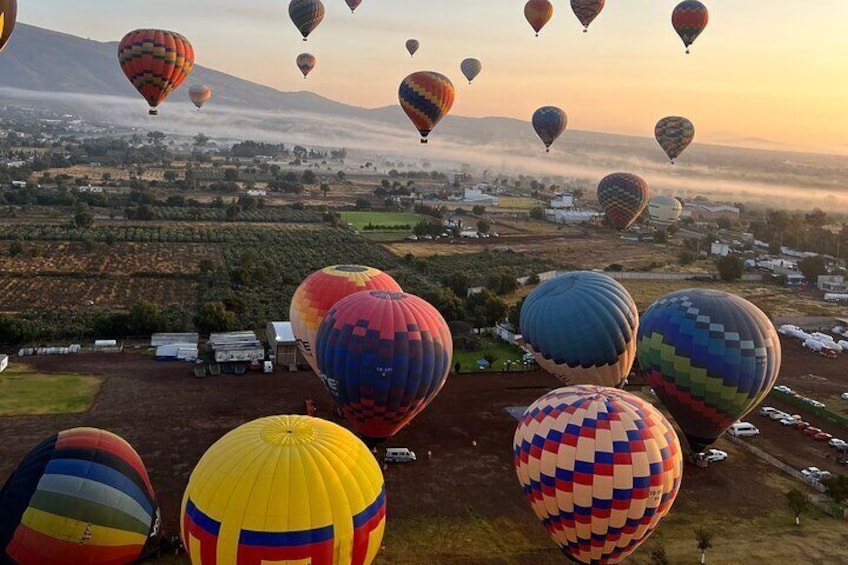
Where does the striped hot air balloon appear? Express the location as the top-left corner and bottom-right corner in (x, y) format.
(315, 290), (453, 443)
(519, 271), (639, 388)
(460, 58), (482, 84)
(655, 116), (695, 163)
(188, 85), (212, 110)
(0, 0), (17, 53)
(296, 53), (317, 78)
(181, 416), (386, 565)
(0, 428), (160, 565)
(117, 29), (195, 115)
(398, 71), (455, 143)
(570, 0), (604, 32)
(597, 172), (650, 231)
(637, 290), (781, 453)
(524, 0), (554, 37)
(290, 265), (402, 375)
(672, 0), (709, 53)
(532, 106), (567, 152)
(514, 386), (683, 565)
(289, 0), (325, 41)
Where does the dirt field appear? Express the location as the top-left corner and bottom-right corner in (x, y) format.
(1, 343), (847, 564)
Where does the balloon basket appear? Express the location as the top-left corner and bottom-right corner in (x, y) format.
(148, 109), (158, 116)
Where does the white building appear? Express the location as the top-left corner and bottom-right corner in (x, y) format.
(550, 192), (574, 209)
(266, 322), (305, 371)
(462, 188), (499, 207)
(819, 275), (848, 292)
(710, 242), (730, 257)
(546, 210), (602, 225)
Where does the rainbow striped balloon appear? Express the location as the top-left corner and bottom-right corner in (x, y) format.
(0, 428), (160, 565)
(117, 29), (194, 115)
(290, 265), (402, 375)
(315, 291), (453, 443)
(514, 386), (683, 564)
(398, 71), (455, 143)
(181, 416), (386, 565)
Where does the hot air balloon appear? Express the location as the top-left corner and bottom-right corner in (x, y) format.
(290, 265), (402, 375)
(672, 0), (709, 54)
(571, 0), (604, 33)
(289, 0), (325, 41)
(345, 0), (362, 13)
(117, 29), (195, 116)
(0, 428), (161, 565)
(181, 416), (386, 565)
(398, 71), (455, 144)
(514, 386), (683, 565)
(597, 172), (649, 230)
(525, 0), (554, 37)
(405, 39), (419, 57)
(648, 195), (683, 227)
(655, 116), (694, 163)
(519, 271), (638, 388)
(315, 290), (453, 444)
(637, 289), (781, 454)
(188, 85), (212, 110)
(297, 53), (317, 78)
(0, 0), (17, 53)
(460, 58), (482, 84)
(531, 106), (567, 152)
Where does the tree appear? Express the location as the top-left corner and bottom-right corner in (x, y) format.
(147, 131), (166, 145)
(223, 168), (239, 182)
(715, 256), (743, 281)
(163, 170), (178, 183)
(798, 255), (827, 283)
(472, 205), (486, 216)
(193, 133), (210, 147)
(442, 272), (470, 298)
(73, 210), (95, 228)
(529, 207), (545, 220)
(336, 171), (346, 181)
(355, 198), (371, 211)
(302, 169), (317, 184)
(194, 301), (237, 335)
(650, 546), (670, 565)
(821, 475), (848, 506)
(127, 299), (165, 336)
(786, 489), (809, 526)
(477, 219), (490, 234)
(694, 527), (713, 564)
(679, 250), (696, 266)
(8, 239), (23, 257)
(716, 217), (732, 230)
(320, 183), (330, 198)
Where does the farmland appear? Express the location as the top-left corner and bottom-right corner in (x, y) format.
(340, 211), (426, 240)
(0, 364), (101, 416)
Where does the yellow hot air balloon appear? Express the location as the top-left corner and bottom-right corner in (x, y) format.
(181, 415), (386, 565)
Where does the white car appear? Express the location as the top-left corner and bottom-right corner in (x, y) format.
(801, 466), (833, 483)
(804, 399), (826, 409)
(759, 406), (777, 416)
(769, 410), (791, 420)
(829, 438), (848, 449)
(779, 417), (798, 426)
(774, 385), (793, 394)
(703, 449), (728, 463)
(841, 392), (848, 401)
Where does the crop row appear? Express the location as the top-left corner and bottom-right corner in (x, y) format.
(151, 207), (322, 223)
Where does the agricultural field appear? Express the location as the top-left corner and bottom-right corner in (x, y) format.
(0, 364), (101, 416)
(497, 196), (545, 210)
(340, 211), (426, 240)
(452, 339), (527, 373)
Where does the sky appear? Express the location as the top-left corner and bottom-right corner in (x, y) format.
(20, 1), (848, 154)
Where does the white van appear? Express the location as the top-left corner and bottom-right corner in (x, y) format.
(728, 422), (760, 437)
(384, 448), (416, 463)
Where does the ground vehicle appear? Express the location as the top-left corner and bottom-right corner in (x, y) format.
(803, 427), (823, 436)
(814, 432), (833, 442)
(727, 422), (759, 437)
(384, 447), (417, 463)
(794, 421), (811, 430)
(801, 467), (832, 483)
(774, 385), (793, 394)
(779, 417), (798, 426)
(702, 449), (728, 463)
(769, 410), (792, 421)
(804, 399), (826, 409)
(828, 438), (847, 449)
(759, 406), (777, 416)
(841, 392), (848, 401)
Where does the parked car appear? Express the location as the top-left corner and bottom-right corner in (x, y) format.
(801, 466), (822, 478)
(779, 417), (798, 426)
(828, 438), (848, 449)
(384, 447), (417, 463)
(804, 398), (826, 408)
(801, 467), (832, 483)
(803, 427), (823, 436)
(703, 449), (728, 463)
(769, 410), (792, 421)
(814, 432), (834, 442)
(794, 421), (811, 430)
(728, 422), (760, 437)
(759, 406), (777, 416)
(774, 385), (793, 394)
(842, 392), (848, 401)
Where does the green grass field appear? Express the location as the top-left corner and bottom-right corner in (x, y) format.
(340, 212), (427, 240)
(452, 340), (528, 373)
(0, 364), (102, 416)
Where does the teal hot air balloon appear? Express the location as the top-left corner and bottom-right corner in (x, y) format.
(519, 271), (639, 388)
(532, 106), (567, 152)
(637, 289), (782, 454)
(655, 116), (695, 163)
(289, 0), (325, 41)
(597, 172), (649, 230)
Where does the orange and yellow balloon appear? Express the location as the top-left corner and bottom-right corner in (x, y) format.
(525, 0), (554, 37)
(188, 85), (212, 110)
(398, 71), (456, 144)
(297, 53), (317, 78)
(118, 29), (194, 115)
(0, 0), (17, 53)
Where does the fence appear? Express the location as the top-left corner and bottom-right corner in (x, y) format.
(770, 389), (848, 430)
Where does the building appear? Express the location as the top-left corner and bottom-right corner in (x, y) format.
(686, 203), (740, 221)
(819, 275), (848, 293)
(710, 242), (730, 257)
(266, 322), (306, 371)
(462, 188), (499, 207)
(207, 331), (264, 363)
(151, 333), (199, 347)
(549, 192), (574, 209)
(546, 210), (602, 225)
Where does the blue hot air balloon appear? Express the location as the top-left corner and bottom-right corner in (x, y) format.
(519, 271), (639, 388)
(532, 106), (567, 152)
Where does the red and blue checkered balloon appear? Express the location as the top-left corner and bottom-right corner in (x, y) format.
(672, 0), (709, 53)
(315, 291), (453, 443)
(514, 386), (683, 565)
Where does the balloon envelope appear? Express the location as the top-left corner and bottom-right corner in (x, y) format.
(0, 428), (160, 565)
(672, 0), (709, 52)
(0, 0), (17, 53)
(398, 71), (455, 143)
(297, 52), (317, 78)
(532, 106), (567, 151)
(188, 85), (212, 109)
(118, 29), (194, 114)
(289, 0), (325, 40)
(570, 0), (604, 31)
(460, 58), (482, 84)
(315, 290), (453, 443)
(637, 289), (781, 453)
(655, 116), (695, 163)
(524, 0), (554, 35)
(181, 416), (386, 565)
(648, 195), (683, 227)
(519, 271), (638, 387)
(290, 265), (402, 375)
(514, 386), (683, 564)
(345, 0), (362, 13)
(597, 172), (649, 230)
(405, 39), (419, 56)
